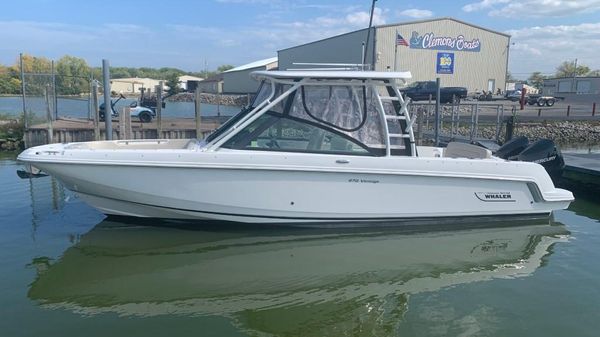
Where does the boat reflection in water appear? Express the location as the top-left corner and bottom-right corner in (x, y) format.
(28, 218), (569, 336)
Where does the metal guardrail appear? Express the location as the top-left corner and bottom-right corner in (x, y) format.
(409, 102), (505, 144)
(410, 99), (599, 145)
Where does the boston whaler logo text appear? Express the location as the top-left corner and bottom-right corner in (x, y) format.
(475, 192), (515, 202)
(410, 31), (481, 52)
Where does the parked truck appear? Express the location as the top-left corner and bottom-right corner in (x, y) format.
(400, 81), (468, 103)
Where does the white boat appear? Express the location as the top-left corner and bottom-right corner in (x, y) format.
(28, 219), (569, 333)
(17, 70), (574, 223)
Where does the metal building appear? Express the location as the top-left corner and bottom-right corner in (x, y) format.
(222, 57), (278, 94)
(278, 17), (510, 93)
(542, 76), (600, 98)
(196, 74), (224, 94)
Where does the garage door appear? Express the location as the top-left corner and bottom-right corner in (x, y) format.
(576, 80), (591, 94)
(557, 80), (571, 93)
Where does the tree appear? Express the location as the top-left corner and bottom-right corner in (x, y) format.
(56, 55), (90, 95)
(19, 54), (51, 73)
(18, 54), (52, 95)
(110, 67), (133, 79)
(217, 64), (234, 73)
(0, 65), (20, 94)
(505, 71), (516, 83)
(588, 69), (600, 76)
(555, 61), (590, 78)
(165, 72), (181, 96)
(528, 72), (546, 90)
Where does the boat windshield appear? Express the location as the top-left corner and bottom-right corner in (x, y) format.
(221, 80), (406, 156)
(205, 82), (287, 143)
(221, 111), (372, 155)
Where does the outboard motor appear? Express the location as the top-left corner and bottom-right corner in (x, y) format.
(514, 139), (565, 183)
(495, 136), (529, 159)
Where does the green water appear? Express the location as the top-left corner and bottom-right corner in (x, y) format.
(1, 153), (600, 336)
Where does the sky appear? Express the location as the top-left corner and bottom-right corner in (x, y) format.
(0, 0), (599, 79)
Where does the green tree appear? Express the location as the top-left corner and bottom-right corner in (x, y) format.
(110, 67), (132, 79)
(555, 61), (590, 78)
(527, 72), (547, 90)
(0, 65), (18, 94)
(588, 69), (600, 76)
(165, 73), (181, 96)
(505, 71), (516, 83)
(217, 64), (234, 73)
(56, 55), (90, 95)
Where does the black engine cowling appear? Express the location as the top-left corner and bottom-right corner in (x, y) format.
(495, 136), (529, 159)
(514, 139), (565, 183)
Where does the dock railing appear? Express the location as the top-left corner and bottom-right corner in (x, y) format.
(410, 102), (506, 145)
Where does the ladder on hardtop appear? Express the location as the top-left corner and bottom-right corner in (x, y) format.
(373, 81), (416, 157)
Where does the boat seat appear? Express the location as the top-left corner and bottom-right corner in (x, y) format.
(307, 129), (325, 151)
(444, 142), (492, 159)
(185, 139), (201, 150)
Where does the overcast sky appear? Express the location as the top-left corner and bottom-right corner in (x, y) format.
(1, 0), (599, 78)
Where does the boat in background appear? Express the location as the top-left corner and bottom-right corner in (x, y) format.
(17, 70), (573, 223)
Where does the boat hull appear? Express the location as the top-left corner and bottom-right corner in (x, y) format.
(28, 158), (571, 223)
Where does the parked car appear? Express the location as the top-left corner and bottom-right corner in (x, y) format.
(506, 90), (521, 102)
(400, 81), (467, 103)
(99, 94), (156, 123)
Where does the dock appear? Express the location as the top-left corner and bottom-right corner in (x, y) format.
(24, 117), (226, 147)
(562, 153), (600, 186)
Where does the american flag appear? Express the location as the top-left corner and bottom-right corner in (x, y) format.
(396, 33), (408, 46)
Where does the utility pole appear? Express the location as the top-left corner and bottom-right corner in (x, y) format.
(434, 78), (441, 146)
(363, 0), (377, 70)
(156, 81), (163, 138)
(51, 60), (58, 120)
(19, 53), (28, 129)
(102, 59), (113, 140)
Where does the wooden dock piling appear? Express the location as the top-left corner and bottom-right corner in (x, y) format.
(195, 88), (202, 138)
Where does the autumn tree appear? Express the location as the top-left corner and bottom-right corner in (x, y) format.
(19, 54), (52, 95)
(0, 64), (20, 94)
(20, 54), (51, 73)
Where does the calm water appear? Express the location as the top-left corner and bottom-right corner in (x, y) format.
(0, 96), (240, 119)
(1, 153), (600, 337)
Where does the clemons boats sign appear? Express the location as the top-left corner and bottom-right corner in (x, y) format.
(409, 31), (481, 52)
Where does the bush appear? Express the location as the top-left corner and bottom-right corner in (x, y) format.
(0, 113), (25, 140)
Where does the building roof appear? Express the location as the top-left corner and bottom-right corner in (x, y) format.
(376, 17), (511, 38)
(252, 70), (411, 81)
(278, 17), (510, 52)
(223, 57), (278, 73)
(178, 75), (204, 82)
(543, 76), (600, 81)
(200, 74), (224, 83)
(111, 77), (160, 84)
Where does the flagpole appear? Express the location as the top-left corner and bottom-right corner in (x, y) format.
(394, 29), (398, 71)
